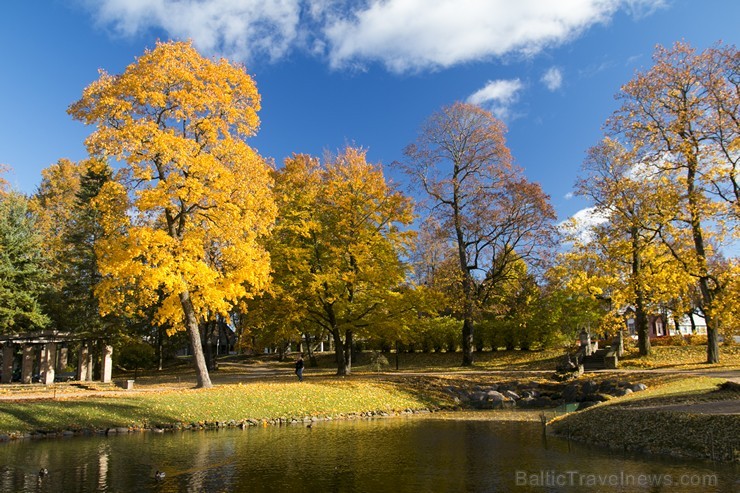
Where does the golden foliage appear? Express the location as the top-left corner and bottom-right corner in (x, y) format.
(69, 40), (276, 332)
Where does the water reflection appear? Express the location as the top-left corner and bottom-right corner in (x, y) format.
(0, 413), (736, 492)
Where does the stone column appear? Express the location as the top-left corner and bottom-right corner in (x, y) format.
(40, 343), (57, 385)
(77, 343), (90, 381)
(21, 345), (35, 384)
(1, 344), (14, 384)
(57, 345), (69, 372)
(101, 345), (113, 383)
(86, 347), (95, 381)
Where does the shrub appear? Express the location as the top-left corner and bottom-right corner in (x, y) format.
(685, 334), (708, 346)
(649, 336), (674, 346)
(117, 341), (156, 374)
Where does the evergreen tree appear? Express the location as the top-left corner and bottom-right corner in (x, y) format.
(0, 192), (49, 333)
(62, 160), (113, 337)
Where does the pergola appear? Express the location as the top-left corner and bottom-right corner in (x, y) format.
(0, 331), (113, 385)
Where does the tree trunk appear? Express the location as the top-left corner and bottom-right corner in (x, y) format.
(179, 290), (212, 388)
(461, 318), (474, 366)
(686, 158), (719, 363)
(632, 228), (650, 356)
(157, 325), (164, 371)
(460, 274), (476, 366)
(706, 319), (720, 364)
(332, 329), (351, 376)
(304, 332), (318, 367)
(635, 299), (650, 356)
(345, 330), (353, 374)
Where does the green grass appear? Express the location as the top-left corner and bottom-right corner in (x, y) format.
(547, 376), (740, 461)
(619, 344), (740, 370)
(1, 346), (737, 437)
(0, 380), (441, 434)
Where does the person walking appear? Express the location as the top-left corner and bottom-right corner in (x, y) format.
(295, 355), (304, 382)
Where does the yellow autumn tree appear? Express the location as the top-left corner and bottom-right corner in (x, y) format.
(575, 138), (696, 355)
(68, 41), (276, 388)
(0, 165), (11, 196)
(607, 41), (738, 363)
(29, 159), (81, 277)
(255, 148), (414, 375)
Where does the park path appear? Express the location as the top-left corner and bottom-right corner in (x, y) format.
(630, 399), (740, 415)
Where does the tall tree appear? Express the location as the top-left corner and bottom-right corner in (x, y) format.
(63, 160), (114, 337)
(69, 41), (276, 387)
(0, 192), (49, 333)
(575, 138), (692, 355)
(607, 41), (739, 363)
(263, 148), (414, 375)
(400, 102), (557, 366)
(31, 159), (115, 337)
(29, 159), (82, 332)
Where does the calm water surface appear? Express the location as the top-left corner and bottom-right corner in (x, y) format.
(0, 412), (736, 492)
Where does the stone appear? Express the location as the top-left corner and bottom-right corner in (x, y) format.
(599, 380), (617, 392)
(470, 391), (487, 402)
(581, 380), (599, 394)
(484, 391), (506, 408)
(502, 390), (520, 400)
(562, 383), (580, 402)
(533, 396), (553, 408)
(631, 383), (648, 392)
(518, 397), (535, 408)
(615, 388), (633, 397)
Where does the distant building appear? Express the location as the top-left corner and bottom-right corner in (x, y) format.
(620, 307), (707, 338)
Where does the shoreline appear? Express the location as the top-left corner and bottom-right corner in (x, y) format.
(547, 381), (740, 463)
(0, 371), (738, 464)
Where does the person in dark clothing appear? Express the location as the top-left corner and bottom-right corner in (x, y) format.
(295, 355), (304, 382)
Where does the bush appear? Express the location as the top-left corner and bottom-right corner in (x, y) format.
(410, 316), (461, 354)
(647, 334), (717, 346)
(685, 334), (708, 346)
(117, 341), (156, 373)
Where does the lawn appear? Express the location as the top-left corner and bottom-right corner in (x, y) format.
(0, 380), (441, 434)
(0, 344), (736, 437)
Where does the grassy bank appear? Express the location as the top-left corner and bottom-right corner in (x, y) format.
(548, 377), (740, 462)
(618, 344), (740, 370)
(0, 380), (443, 436)
(0, 347), (737, 442)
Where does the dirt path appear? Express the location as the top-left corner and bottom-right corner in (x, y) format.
(632, 399), (740, 415)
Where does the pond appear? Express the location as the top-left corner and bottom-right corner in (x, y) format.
(0, 412), (736, 492)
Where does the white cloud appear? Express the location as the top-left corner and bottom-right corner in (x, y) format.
(322, 0), (666, 72)
(467, 79), (523, 120)
(558, 207), (609, 243)
(564, 192), (574, 200)
(84, 0), (666, 72)
(85, 0), (302, 63)
(542, 67), (563, 91)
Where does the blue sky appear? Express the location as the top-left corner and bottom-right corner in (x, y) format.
(1, 0), (738, 225)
